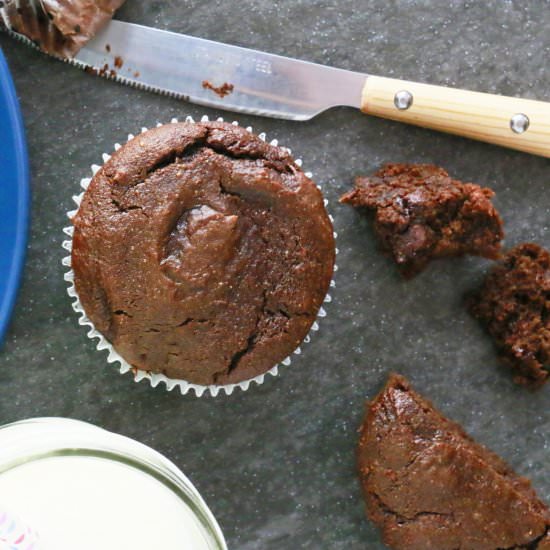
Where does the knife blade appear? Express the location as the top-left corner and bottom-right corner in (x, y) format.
(6, 19), (550, 157)
(75, 20), (365, 121)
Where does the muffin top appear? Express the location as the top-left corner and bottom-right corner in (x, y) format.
(71, 121), (335, 385)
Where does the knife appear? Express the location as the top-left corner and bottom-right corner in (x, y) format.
(7, 19), (550, 157)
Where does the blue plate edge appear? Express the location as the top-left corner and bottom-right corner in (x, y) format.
(0, 49), (30, 345)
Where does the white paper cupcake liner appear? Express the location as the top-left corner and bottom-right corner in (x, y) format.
(62, 115), (338, 397)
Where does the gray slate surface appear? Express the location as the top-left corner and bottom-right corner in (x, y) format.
(0, 1), (548, 548)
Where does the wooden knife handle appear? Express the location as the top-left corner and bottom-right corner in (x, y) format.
(361, 76), (550, 158)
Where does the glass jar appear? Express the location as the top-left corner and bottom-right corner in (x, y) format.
(0, 417), (227, 550)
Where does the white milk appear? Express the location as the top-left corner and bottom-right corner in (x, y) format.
(0, 455), (213, 550)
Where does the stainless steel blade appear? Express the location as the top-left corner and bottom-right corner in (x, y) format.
(74, 20), (366, 120)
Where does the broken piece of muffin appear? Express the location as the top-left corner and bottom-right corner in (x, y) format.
(1, 0), (126, 57)
(358, 374), (550, 550)
(340, 164), (504, 277)
(468, 242), (549, 389)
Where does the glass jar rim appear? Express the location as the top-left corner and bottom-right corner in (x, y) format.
(0, 417), (227, 550)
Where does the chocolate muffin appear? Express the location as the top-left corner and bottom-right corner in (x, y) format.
(71, 121), (335, 386)
(358, 374), (550, 550)
(340, 164), (504, 277)
(469, 243), (549, 388)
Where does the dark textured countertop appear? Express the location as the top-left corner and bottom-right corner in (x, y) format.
(0, 2), (548, 548)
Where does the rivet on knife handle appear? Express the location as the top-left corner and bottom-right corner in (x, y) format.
(361, 76), (550, 158)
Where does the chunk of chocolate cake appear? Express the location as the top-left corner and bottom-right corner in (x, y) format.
(1, 0), (125, 57)
(340, 164), (504, 277)
(358, 374), (550, 549)
(469, 243), (549, 388)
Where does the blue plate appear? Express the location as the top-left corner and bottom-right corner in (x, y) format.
(0, 49), (30, 345)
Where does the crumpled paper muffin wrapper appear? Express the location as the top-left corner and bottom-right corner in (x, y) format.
(62, 115), (338, 397)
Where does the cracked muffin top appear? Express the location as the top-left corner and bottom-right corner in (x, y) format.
(71, 121), (335, 386)
(358, 374), (550, 549)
